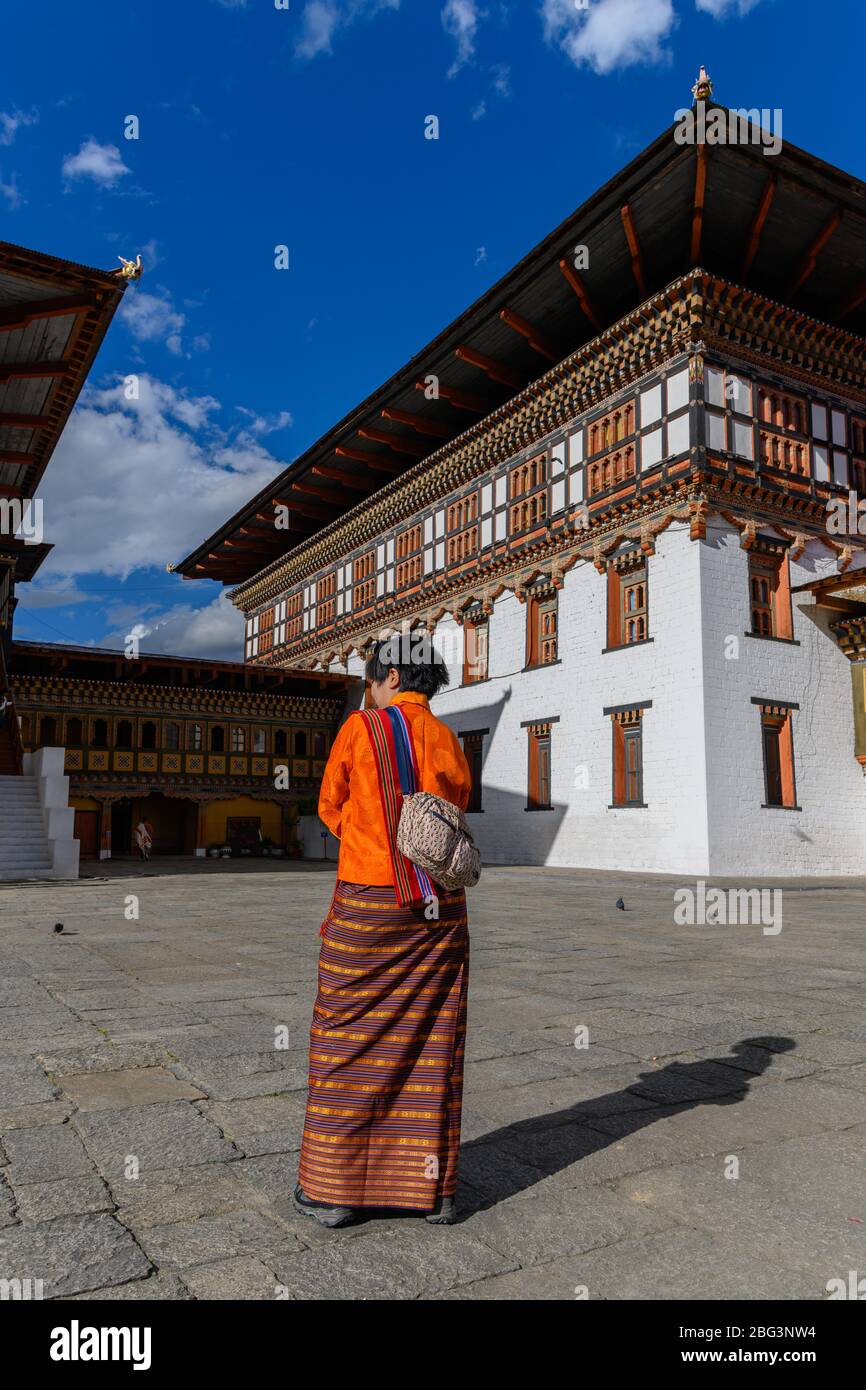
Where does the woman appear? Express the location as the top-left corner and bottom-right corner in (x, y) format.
(294, 637), (472, 1228)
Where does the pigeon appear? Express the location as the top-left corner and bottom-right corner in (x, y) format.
(615, 898), (625, 911)
(53, 922), (64, 934)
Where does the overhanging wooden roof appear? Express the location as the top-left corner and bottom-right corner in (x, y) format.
(10, 639), (354, 698)
(0, 240), (126, 508)
(175, 100), (866, 587)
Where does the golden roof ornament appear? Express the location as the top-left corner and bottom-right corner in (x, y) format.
(691, 65), (713, 103)
(114, 254), (143, 283)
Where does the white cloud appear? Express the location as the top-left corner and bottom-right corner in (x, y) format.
(37, 376), (287, 582)
(471, 100), (487, 120)
(0, 107), (38, 146)
(442, 0), (481, 77)
(695, 0), (759, 14)
(62, 138), (130, 188)
(474, 246), (487, 265)
(102, 591), (245, 663)
(295, 0), (400, 61)
(0, 170), (23, 209)
(118, 288), (210, 359)
(540, 0), (675, 75)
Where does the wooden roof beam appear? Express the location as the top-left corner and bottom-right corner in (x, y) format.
(620, 203), (646, 298)
(413, 380), (491, 413)
(788, 209), (842, 296)
(837, 276), (866, 321)
(690, 144), (709, 264)
(335, 445), (403, 473)
(380, 407), (451, 438)
(454, 344), (522, 388)
(312, 465), (372, 490)
(741, 174), (777, 279)
(0, 361), (70, 385)
(499, 308), (559, 363)
(358, 426), (426, 456)
(0, 294), (97, 332)
(271, 495), (337, 521)
(0, 413), (53, 430)
(292, 479), (343, 504)
(558, 260), (603, 331)
(0, 450), (35, 465)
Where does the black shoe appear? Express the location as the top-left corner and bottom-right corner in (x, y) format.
(292, 1182), (355, 1228)
(425, 1196), (457, 1225)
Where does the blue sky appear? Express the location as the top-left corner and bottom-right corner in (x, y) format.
(3, 0), (864, 659)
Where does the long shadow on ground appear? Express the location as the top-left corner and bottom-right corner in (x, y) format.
(454, 1036), (796, 1216)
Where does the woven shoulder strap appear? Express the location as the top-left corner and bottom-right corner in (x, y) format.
(357, 704), (434, 905)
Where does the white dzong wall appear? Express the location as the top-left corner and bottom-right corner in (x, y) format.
(329, 522), (865, 877)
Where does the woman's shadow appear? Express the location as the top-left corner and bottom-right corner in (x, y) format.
(457, 1036), (796, 1215)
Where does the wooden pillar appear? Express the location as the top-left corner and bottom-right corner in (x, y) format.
(99, 801), (112, 861)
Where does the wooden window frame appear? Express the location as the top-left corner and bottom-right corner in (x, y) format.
(606, 558), (650, 649)
(526, 721), (553, 811)
(747, 548), (793, 641)
(755, 701), (798, 809)
(460, 730), (486, 813)
(608, 705), (648, 808)
(526, 590), (558, 669)
(463, 618), (489, 684)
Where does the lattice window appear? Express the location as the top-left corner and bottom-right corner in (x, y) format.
(396, 555), (423, 589)
(316, 573), (336, 627)
(447, 495), (478, 532)
(757, 384), (809, 476)
(510, 490), (548, 534)
(748, 547), (792, 640)
(258, 607), (274, 655)
(353, 551), (376, 610)
(587, 445), (637, 497)
(447, 526), (478, 566)
(621, 568), (647, 645)
(396, 524), (422, 559)
(285, 593), (302, 643)
(526, 588), (558, 667)
(510, 452), (548, 498)
(758, 386), (807, 436)
(587, 403), (635, 458)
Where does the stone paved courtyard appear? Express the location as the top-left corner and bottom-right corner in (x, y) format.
(0, 861), (864, 1301)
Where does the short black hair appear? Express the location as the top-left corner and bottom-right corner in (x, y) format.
(365, 634), (450, 698)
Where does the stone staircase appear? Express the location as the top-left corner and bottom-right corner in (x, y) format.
(0, 774), (53, 878)
(0, 748), (79, 881)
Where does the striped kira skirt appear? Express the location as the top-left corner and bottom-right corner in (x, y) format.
(298, 880), (469, 1211)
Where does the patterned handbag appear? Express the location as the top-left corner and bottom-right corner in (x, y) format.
(396, 790), (481, 893)
(358, 704), (481, 902)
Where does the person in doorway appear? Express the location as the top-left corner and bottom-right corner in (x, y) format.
(294, 637), (471, 1228)
(135, 819), (153, 861)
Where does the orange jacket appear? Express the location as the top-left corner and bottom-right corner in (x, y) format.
(318, 691), (472, 885)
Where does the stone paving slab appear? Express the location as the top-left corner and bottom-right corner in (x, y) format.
(0, 1212), (151, 1298)
(0, 863), (864, 1300)
(73, 1101), (240, 1176)
(60, 1067), (207, 1111)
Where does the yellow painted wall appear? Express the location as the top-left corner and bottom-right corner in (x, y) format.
(70, 796), (102, 812)
(201, 796), (287, 847)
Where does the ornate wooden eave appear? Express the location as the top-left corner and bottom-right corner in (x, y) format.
(11, 674), (345, 720)
(231, 270), (866, 616)
(285, 471), (866, 670)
